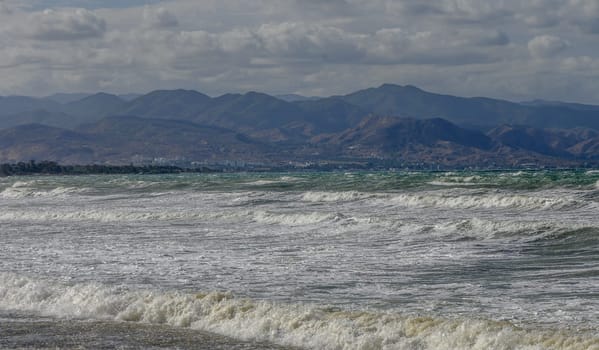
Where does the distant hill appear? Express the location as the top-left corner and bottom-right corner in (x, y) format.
(63, 93), (126, 121)
(292, 97), (368, 133)
(0, 115), (597, 167)
(338, 84), (599, 130)
(312, 116), (493, 160)
(2, 84), (599, 166)
(0, 110), (76, 129)
(118, 93), (142, 101)
(0, 124), (97, 164)
(276, 94), (320, 102)
(0, 96), (62, 116)
(488, 125), (599, 159)
(4, 84), (599, 133)
(195, 92), (305, 129)
(79, 116), (269, 162)
(45, 93), (91, 104)
(121, 89), (212, 119)
(521, 99), (599, 112)
(0, 116), (270, 164)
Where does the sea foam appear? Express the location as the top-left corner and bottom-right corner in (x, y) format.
(386, 192), (582, 210)
(0, 181), (85, 199)
(301, 191), (376, 203)
(0, 273), (596, 350)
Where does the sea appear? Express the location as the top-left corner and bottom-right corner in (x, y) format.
(1, 170), (599, 350)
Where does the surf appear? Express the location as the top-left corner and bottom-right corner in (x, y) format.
(1, 273), (597, 350)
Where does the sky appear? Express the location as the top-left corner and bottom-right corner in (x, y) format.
(1, 0), (599, 103)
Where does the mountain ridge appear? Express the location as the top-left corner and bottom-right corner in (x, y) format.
(2, 84), (599, 167)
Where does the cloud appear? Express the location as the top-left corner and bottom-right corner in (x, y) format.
(27, 8), (106, 40)
(523, 15), (559, 28)
(527, 35), (569, 58)
(255, 22), (365, 62)
(143, 7), (178, 29)
(561, 55), (599, 71)
(0, 0), (598, 103)
(560, 0), (599, 34)
(390, 0), (514, 24)
(467, 30), (510, 46)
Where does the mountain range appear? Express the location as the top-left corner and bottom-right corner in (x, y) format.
(2, 84), (599, 168)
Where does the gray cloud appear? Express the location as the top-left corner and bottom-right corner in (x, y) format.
(0, 0), (598, 103)
(523, 14), (559, 28)
(389, 0), (514, 24)
(27, 8), (106, 40)
(143, 7), (178, 29)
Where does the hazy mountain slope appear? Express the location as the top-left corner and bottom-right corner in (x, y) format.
(522, 100), (599, 112)
(121, 89), (212, 119)
(196, 92), (305, 128)
(293, 97), (369, 133)
(339, 84), (599, 130)
(44, 93), (91, 104)
(0, 116), (271, 164)
(3, 84), (599, 166)
(63, 93), (126, 121)
(0, 96), (63, 116)
(0, 124), (97, 164)
(314, 116), (493, 151)
(488, 125), (599, 158)
(77, 116), (269, 162)
(276, 94), (319, 102)
(0, 110), (77, 129)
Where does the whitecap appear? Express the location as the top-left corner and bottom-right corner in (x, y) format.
(0, 273), (596, 350)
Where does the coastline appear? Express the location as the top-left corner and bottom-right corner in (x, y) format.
(2, 160), (599, 177)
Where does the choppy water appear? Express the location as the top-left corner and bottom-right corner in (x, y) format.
(1, 171), (599, 349)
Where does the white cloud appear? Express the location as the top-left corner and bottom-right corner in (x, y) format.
(256, 22), (365, 62)
(527, 35), (569, 58)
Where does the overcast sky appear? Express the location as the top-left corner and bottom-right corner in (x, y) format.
(1, 0), (599, 103)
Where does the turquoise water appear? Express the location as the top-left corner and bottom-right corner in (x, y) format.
(1, 171), (599, 349)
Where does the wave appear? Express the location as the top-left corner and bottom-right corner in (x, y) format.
(0, 207), (248, 223)
(0, 273), (596, 350)
(427, 181), (481, 187)
(1, 202), (595, 240)
(243, 176), (303, 186)
(386, 191), (583, 210)
(299, 189), (585, 210)
(0, 181), (86, 199)
(301, 191), (376, 203)
(0, 208), (353, 227)
(429, 175), (484, 186)
(430, 218), (588, 241)
(252, 211), (339, 226)
(243, 180), (284, 186)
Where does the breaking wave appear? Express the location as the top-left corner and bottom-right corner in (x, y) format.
(297, 189), (586, 210)
(386, 191), (583, 210)
(0, 273), (596, 350)
(0, 208), (355, 227)
(252, 211), (341, 226)
(301, 191), (376, 203)
(0, 181), (86, 199)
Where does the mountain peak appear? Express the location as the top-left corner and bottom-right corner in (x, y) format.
(142, 89), (209, 99)
(74, 92), (124, 104)
(378, 83), (423, 92)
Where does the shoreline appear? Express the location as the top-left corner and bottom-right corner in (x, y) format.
(2, 160), (599, 177)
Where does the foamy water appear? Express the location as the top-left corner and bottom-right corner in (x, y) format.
(1, 171), (599, 349)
